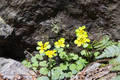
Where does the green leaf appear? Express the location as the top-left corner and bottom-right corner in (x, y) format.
(109, 56), (120, 65)
(69, 53), (78, 60)
(80, 50), (88, 57)
(40, 68), (49, 75)
(32, 67), (37, 71)
(111, 65), (120, 71)
(59, 73), (65, 79)
(48, 59), (56, 67)
(39, 61), (48, 67)
(111, 75), (120, 80)
(32, 61), (38, 67)
(76, 57), (88, 67)
(53, 67), (62, 71)
(22, 60), (32, 68)
(59, 63), (68, 70)
(47, 45), (51, 49)
(31, 56), (37, 63)
(51, 68), (63, 80)
(94, 52), (100, 57)
(35, 54), (43, 60)
(57, 48), (64, 53)
(96, 45), (120, 59)
(73, 54), (79, 60)
(93, 35), (115, 50)
(64, 72), (73, 78)
(66, 44), (70, 48)
(71, 70), (78, 74)
(76, 63), (84, 71)
(80, 50), (91, 57)
(69, 64), (77, 71)
(37, 76), (49, 80)
(118, 42), (120, 48)
(83, 43), (89, 48)
(59, 51), (68, 60)
(86, 44), (93, 49)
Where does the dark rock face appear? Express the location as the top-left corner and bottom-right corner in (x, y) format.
(0, 0), (120, 58)
(0, 19), (25, 61)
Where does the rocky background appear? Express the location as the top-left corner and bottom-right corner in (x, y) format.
(0, 0), (120, 67)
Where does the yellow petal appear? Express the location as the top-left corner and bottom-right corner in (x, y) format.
(60, 38), (65, 43)
(74, 40), (78, 44)
(77, 43), (82, 47)
(86, 38), (90, 42)
(36, 47), (40, 50)
(79, 26), (86, 30)
(45, 42), (49, 46)
(61, 44), (65, 47)
(54, 53), (57, 56)
(37, 41), (43, 46)
(39, 50), (44, 54)
(54, 42), (58, 45)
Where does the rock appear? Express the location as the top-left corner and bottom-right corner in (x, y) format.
(0, 17), (13, 38)
(70, 62), (115, 80)
(0, 58), (36, 80)
(0, 0), (114, 46)
(0, 0), (119, 54)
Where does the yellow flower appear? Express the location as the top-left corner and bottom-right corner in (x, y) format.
(74, 36), (90, 47)
(74, 26), (90, 47)
(75, 26), (88, 37)
(45, 50), (57, 58)
(54, 38), (65, 48)
(36, 41), (51, 54)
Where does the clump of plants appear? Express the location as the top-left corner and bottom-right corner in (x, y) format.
(22, 26), (92, 80)
(22, 25), (120, 80)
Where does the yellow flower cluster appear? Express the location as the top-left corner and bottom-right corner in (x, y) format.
(74, 26), (90, 47)
(36, 41), (51, 54)
(36, 41), (57, 58)
(54, 38), (65, 48)
(45, 50), (57, 58)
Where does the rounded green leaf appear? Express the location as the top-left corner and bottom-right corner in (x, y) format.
(59, 51), (68, 59)
(66, 44), (70, 48)
(72, 70), (78, 74)
(40, 68), (49, 75)
(76, 63), (84, 71)
(69, 64), (76, 71)
(59, 73), (65, 79)
(35, 54), (43, 60)
(52, 71), (60, 80)
(57, 48), (64, 53)
(72, 54), (78, 60)
(83, 43), (89, 48)
(32, 67), (37, 71)
(51, 68), (63, 80)
(60, 63), (68, 70)
(94, 52), (100, 57)
(39, 61), (48, 67)
(22, 60), (32, 68)
(31, 57), (37, 63)
(64, 72), (73, 78)
(37, 76), (49, 80)
(80, 50), (87, 56)
(32, 61), (38, 67)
